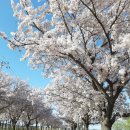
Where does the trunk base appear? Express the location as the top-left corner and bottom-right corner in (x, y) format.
(101, 118), (112, 130)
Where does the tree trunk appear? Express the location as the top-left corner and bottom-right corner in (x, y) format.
(11, 119), (17, 130)
(36, 119), (38, 130)
(12, 124), (16, 130)
(40, 126), (42, 130)
(71, 123), (77, 130)
(82, 114), (89, 130)
(25, 120), (31, 130)
(84, 123), (89, 130)
(5, 120), (7, 130)
(26, 124), (30, 130)
(26, 125), (29, 130)
(101, 117), (112, 130)
(100, 100), (116, 130)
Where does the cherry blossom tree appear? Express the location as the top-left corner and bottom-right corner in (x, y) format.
(44, 72), (103, 130)
(44, 70), (129, 130)
(0, 0), (130, 130)
(0, 71), (13, 112)
(7, 79), (31, 130)
(0, 70), (58, 130)
(21, 88), (53, 130)
(41, 114), (63, 129)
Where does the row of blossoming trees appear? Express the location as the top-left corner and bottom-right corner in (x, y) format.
(0, 67), (63, 130)
(0, 0), (130, 130)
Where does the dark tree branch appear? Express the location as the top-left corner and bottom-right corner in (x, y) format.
(80, 0), (113, 55)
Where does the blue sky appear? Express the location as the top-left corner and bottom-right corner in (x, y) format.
(0, 0), (50, 88)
